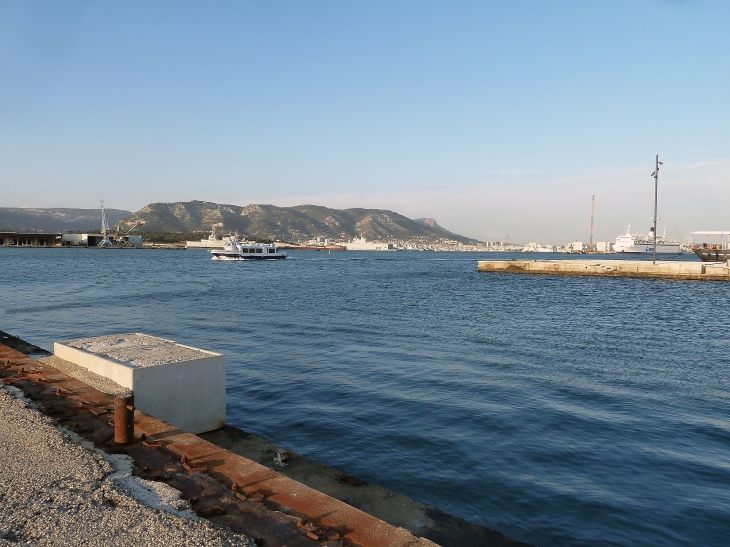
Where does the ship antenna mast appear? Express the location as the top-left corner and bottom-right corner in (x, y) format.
(651, 155), (663, 265)
(589, 195), (595, 253)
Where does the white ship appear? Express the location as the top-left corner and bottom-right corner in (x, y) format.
(210, 236), (287, 260)
(522, 242), (554, 252)
(186, 227), (236, 249)
(614, 225), (680, 254)
(344, 236), (396, 251)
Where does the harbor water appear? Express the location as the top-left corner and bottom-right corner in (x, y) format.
(1, 248), (728, 546)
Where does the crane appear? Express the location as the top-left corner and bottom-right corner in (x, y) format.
(674, 228), (690, 251)
(112, 219), (145, 247)
(98, 201), (113, 248)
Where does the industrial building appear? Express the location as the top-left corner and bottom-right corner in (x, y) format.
(0, 230), (61, 247)
(61, 233), (143, 248)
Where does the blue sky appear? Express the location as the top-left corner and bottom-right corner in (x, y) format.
(1, 1), (728, 243)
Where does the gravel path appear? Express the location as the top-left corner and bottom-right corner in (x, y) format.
(0, 384), (252, 547)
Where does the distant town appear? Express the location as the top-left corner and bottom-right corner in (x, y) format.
(286, 235), (615, 253)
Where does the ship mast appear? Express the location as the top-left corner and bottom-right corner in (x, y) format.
(651, 155), (663, 265)
(589, 195), (595, 253)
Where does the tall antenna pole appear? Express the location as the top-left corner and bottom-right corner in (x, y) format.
(652, 155), (661, 265)
(589, 195), (595, 253)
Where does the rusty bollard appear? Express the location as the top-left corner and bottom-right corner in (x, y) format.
(114, 394), (135, 445)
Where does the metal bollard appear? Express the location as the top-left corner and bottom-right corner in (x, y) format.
(114, 394), (135, 444)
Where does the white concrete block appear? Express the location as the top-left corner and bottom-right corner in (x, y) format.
(54, 333), (225, 434)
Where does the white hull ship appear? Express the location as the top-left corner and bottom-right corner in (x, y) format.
(614, 225), (680, 254)
(522, 243), (554, 252)
(210, 237), (287, 260)
(344, 236), (396, 251)
(186, 227), (236, 249)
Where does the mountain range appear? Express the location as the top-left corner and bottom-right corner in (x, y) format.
(0, 208), (132, 232)
(1, 201), (477, 243)
(123, 201), (476, 243)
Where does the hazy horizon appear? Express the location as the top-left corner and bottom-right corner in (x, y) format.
(2, 2), (729, 244)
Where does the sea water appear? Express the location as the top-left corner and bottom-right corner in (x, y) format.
(1, 248), (728, 546)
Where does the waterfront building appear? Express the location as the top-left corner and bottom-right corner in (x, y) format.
(60, 233), (143, 248)
(0, 230), (61, 247)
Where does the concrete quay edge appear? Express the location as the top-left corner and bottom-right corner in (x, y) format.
(477, 259), (730, 281)
(0, 343), (436, 547)
(134, 413), (438, 547)
(2, 342), (531, 547)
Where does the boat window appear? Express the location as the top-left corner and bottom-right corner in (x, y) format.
(268, 248), (275, 253)
(256, 248), (263, 253)
(241, 248), (248, 253)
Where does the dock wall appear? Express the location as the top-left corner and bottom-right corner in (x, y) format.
(477, 259), (730, 281)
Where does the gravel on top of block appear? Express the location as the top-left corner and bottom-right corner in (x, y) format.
(38, 355), (132, 398)
(64, 333), (217, 368)
(0, 384), (253, 547)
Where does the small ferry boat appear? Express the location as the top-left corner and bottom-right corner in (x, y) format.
(209, 236), (287, 260)
(614, 225), (680, 254)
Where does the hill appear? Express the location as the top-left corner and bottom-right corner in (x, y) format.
(123, 201), (478, 243)
(414, 217), (466, 240)
(0, 208), (132, 232)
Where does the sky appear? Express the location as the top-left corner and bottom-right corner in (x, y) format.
(1, 1), (729, 244)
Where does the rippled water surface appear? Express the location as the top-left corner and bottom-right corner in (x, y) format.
(1, 248), (729, 546)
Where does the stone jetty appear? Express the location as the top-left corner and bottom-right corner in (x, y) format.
(478, 259), (730, 281)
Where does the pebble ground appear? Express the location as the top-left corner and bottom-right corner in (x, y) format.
(0, 385), (253, 547)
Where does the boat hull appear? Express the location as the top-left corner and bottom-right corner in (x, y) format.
(694, 248), (730, 262)
(187, 241), (228, 249)
(614, 244), (680, 254)
(211, 253), (287, 260)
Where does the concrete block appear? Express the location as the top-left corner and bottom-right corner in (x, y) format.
(54, 333), (225, 434)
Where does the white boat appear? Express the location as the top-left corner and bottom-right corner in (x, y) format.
(186, 226), (236, 249)
(344, 236), (396, 251)
(209, 236), (287, 260)
(614, 225), (680, 254)
(523, 242), (555, 252)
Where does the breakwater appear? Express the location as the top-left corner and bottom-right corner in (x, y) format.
(478, 258), (730, 280)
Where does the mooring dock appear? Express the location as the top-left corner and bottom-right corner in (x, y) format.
(478, 259), (730, 281)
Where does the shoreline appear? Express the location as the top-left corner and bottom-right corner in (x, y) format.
(0, 336), (529, 547)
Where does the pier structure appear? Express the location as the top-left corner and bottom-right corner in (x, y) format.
(478, 259), (730, 281)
